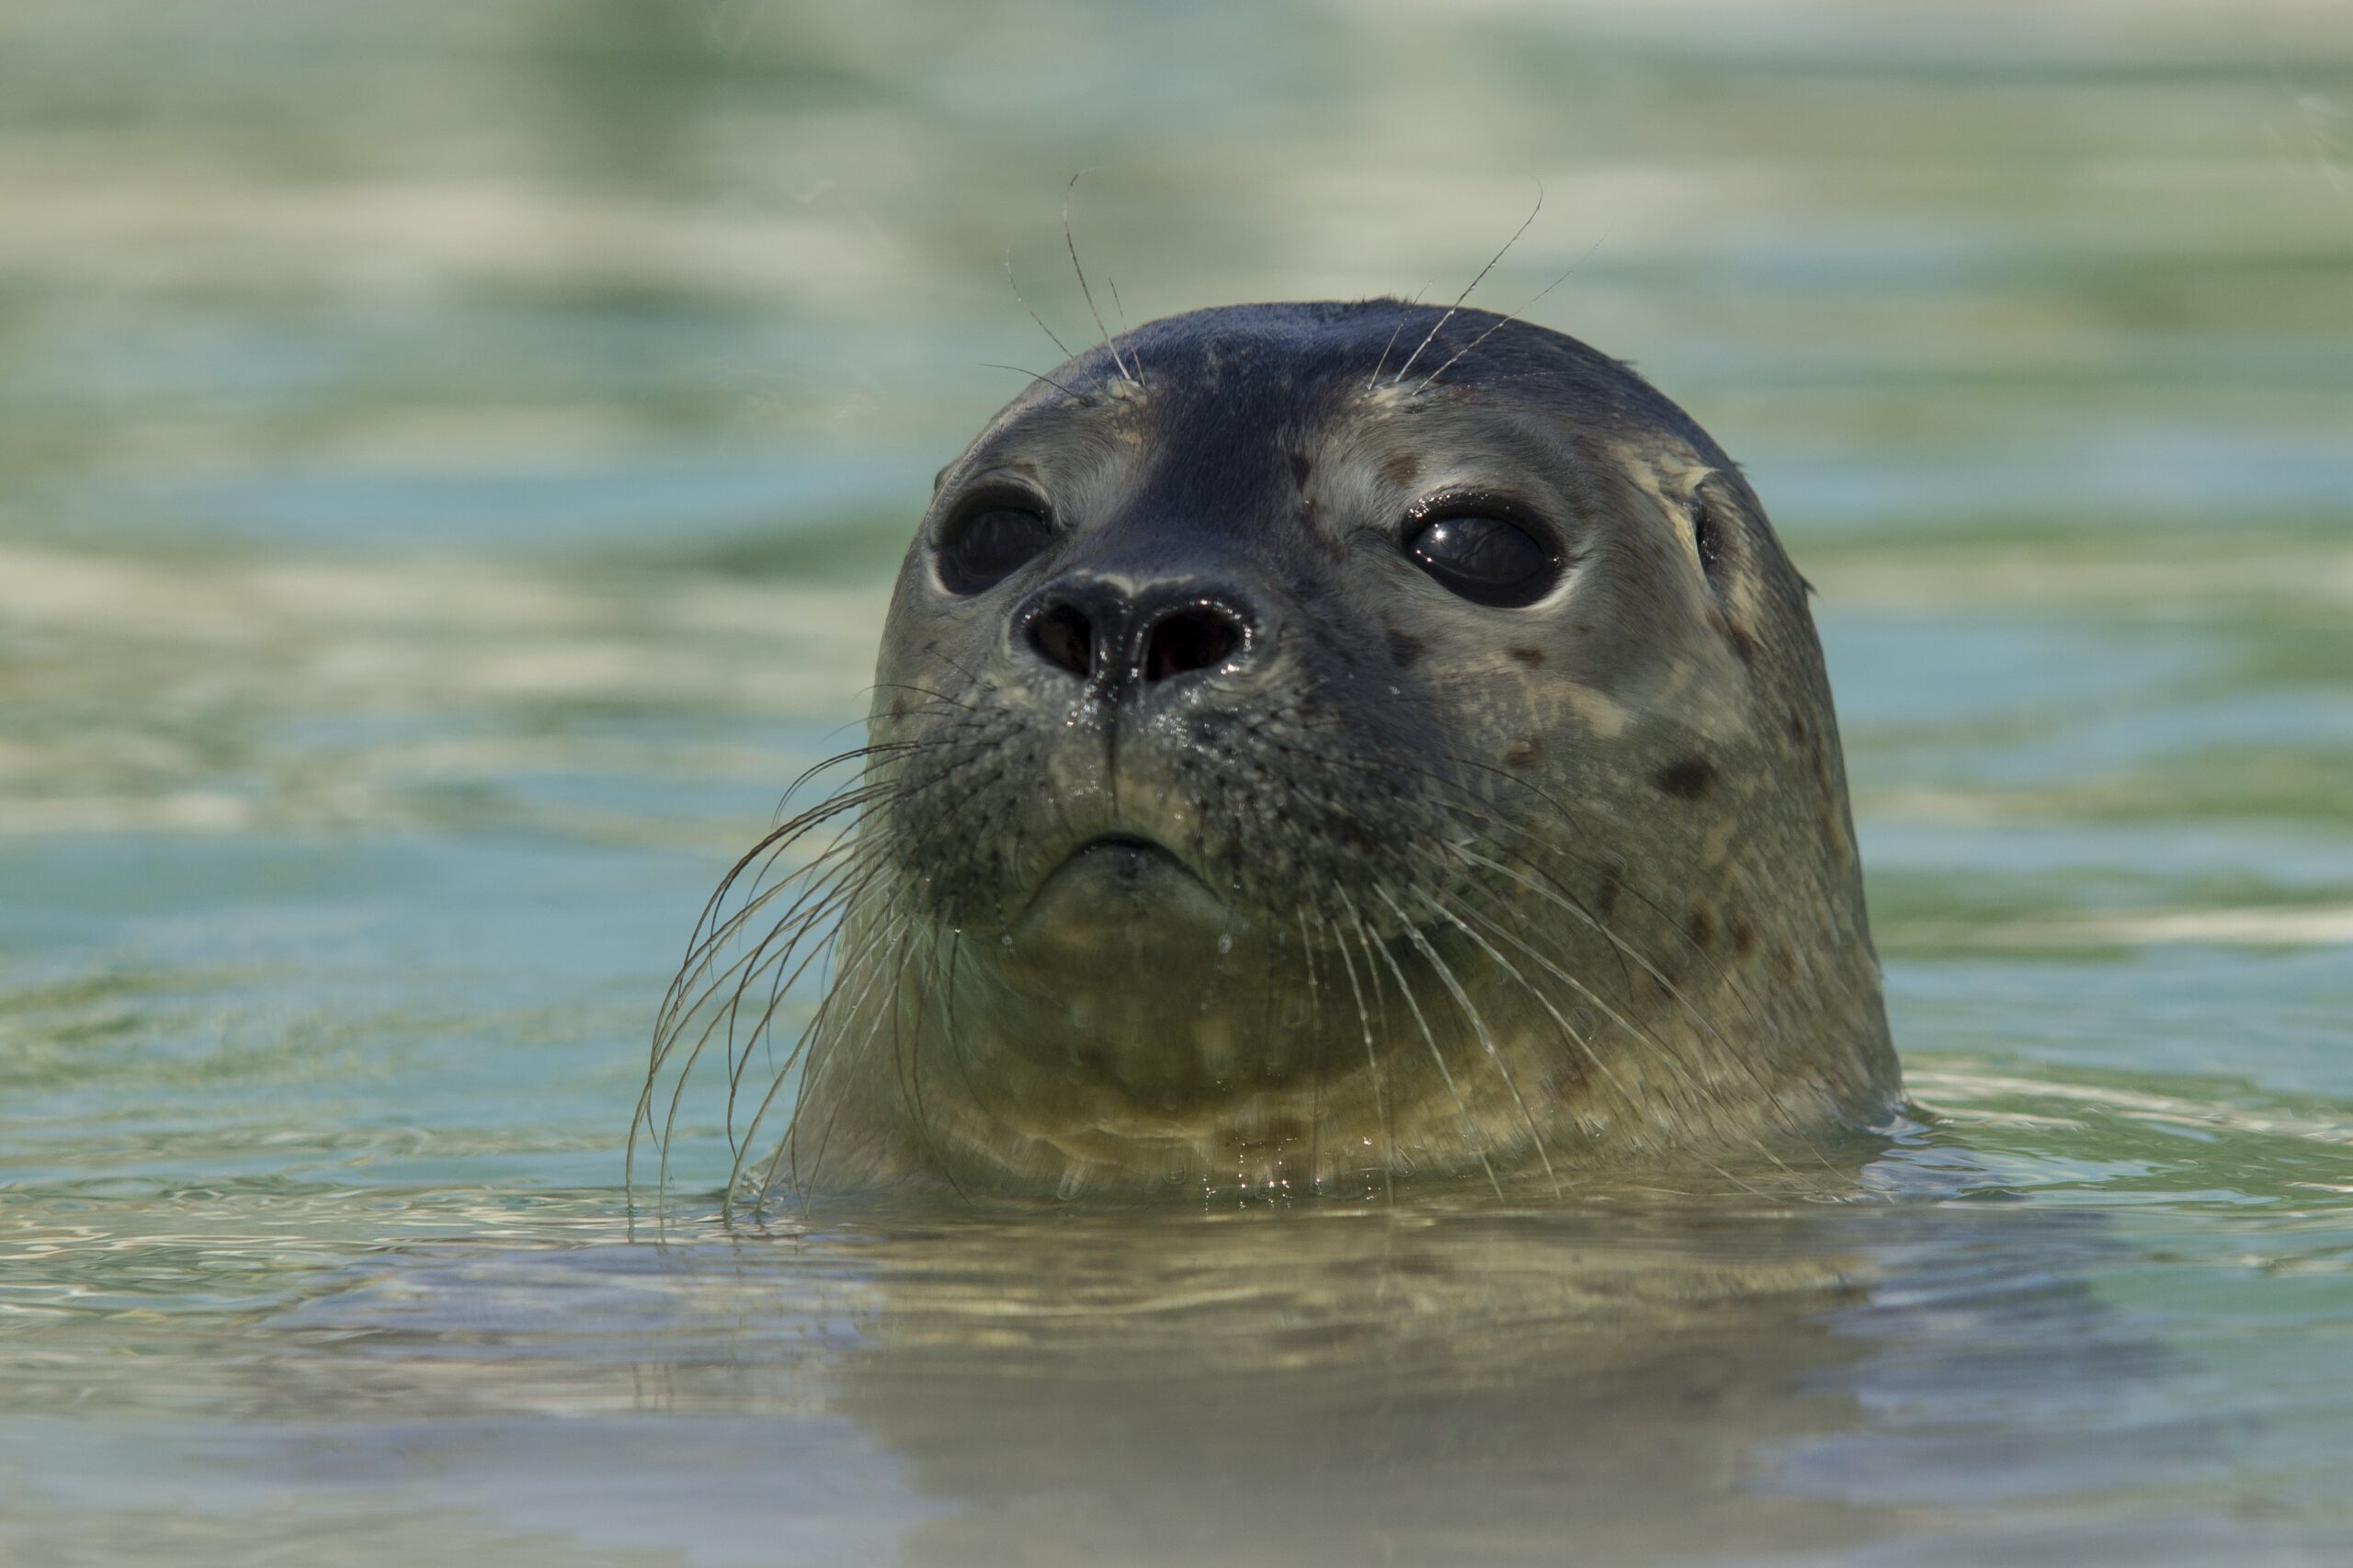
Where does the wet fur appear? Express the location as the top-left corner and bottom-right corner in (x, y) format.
(633, 301), (1901, 1214)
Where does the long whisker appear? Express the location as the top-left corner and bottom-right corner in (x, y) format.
(715, 856), (889, 1153)
(1445, 841), (1821, 1172)
(1321, 896), (1394, 1207)
(653, 747), (983, 1111)
(724, 906), (908, 1218)
(1341, 888), (1502, 1199)
(1429, 889), (1780, 1201)
(981, 362), (1083, 400)
(891, 922), (964, 1197)
(1295, 904), (1326, 1195)
(1415, 240), (1596, 392)
(1426, 744), (1775, 1020)
(633, 818), (870, 1231)
(1378, 884), (1561, 1197)
(1239, 721), (1829, 1187)
(1004, 246), (1075, 360)
(1391, 180), (1542, 385)
(1063, 171), (1137, 386)
(772, 913), (919, 1210)
(1107, 277), (1142, 379)
(1370, 740), (1805, 1118)
(632, 714), (1006, 1225)
(1363, 290), (1424, 393)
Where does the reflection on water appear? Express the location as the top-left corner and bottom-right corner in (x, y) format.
(3, 1), (2351, 1562)
(0, 1183), (2240, 1567)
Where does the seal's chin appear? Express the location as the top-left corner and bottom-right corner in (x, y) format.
(987, 831), (1305, 1101)
(1017, 832), (1231, 949)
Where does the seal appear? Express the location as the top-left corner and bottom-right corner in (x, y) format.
(637, 300), (1900, 1206)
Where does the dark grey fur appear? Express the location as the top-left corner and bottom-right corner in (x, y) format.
(639, 301), (1901, 1207)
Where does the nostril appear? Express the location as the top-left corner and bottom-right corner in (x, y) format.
(1144, 604), (1245, 683)
(1028, 602), (1095, 679)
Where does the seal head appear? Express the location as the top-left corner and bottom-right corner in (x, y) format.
(654, 301), (1900, 1200)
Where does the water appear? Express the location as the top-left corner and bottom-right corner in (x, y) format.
(3, 3), (2350, 1562)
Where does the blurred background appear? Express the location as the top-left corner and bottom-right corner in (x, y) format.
(4, 2), (2352, 1562)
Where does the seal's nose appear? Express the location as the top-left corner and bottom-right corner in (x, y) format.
(1017, 574), (1255, 698)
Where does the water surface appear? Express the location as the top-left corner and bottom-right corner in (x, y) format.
(4, 3), (2351, 1562)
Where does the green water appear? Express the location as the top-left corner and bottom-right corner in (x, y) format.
(4, 3), (2351, 1562)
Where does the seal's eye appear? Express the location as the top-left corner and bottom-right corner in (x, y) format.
(937, 500), (1053, 595)
(1403, 511), (1561, 608)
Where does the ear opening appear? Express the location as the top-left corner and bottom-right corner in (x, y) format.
(1691, 497), (1724, 582)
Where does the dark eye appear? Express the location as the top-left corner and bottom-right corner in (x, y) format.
(1403, 512), (1561, 608)
(937, 501), (1053, 595)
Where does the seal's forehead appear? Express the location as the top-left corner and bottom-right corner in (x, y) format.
(1110, 300), (1564, 393)
(945, 301), (1733, 509)
(1008, 301), (1707, 445)
(1127, 301), (1447, 381)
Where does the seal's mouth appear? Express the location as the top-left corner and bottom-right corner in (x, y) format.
(1017, 830), (1226, 940)
(1063, 832), (1196, 882)
(1043, 832), (1212, 903)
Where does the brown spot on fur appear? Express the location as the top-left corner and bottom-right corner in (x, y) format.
(1379, 451), (1421, 487)
(1729, 915), (1757, 959)
(1546, 1054), (1591, 1108)
(1504, 735), (1543, 770)
(1686, 903), (1716, 949)
(1385, 629), (1424, 669)
(1506, 645), (1546, 668)
(1654, 756), (1717, 800)
(1771, 937), (1801, 985)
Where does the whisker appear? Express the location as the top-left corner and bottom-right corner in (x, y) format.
(1426, 744), (1771, 1012)
(1429, 889), (1781, 1201)
(1341, 888), (1502, 1199)
(1107, 277), (1142, 379)
(982, 362), (1083, 400)
(632, 719), (1001, 1223)
(1415, 239), (1596, 392)
(1321, 895), (1395, 1208)
(771, 912), (918, 1210)
(724, 906), (907, 1219)
(1390, 180), (1543, 385)
(1295, 904), (1326, 1194)
(1364, 294), (1419, 393)
(1445, 841), (1820, 1170)
(1378, 884), (1562, 1197)
(1063, 170), (1137, 386)
(1004, 245), (1075, 360)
